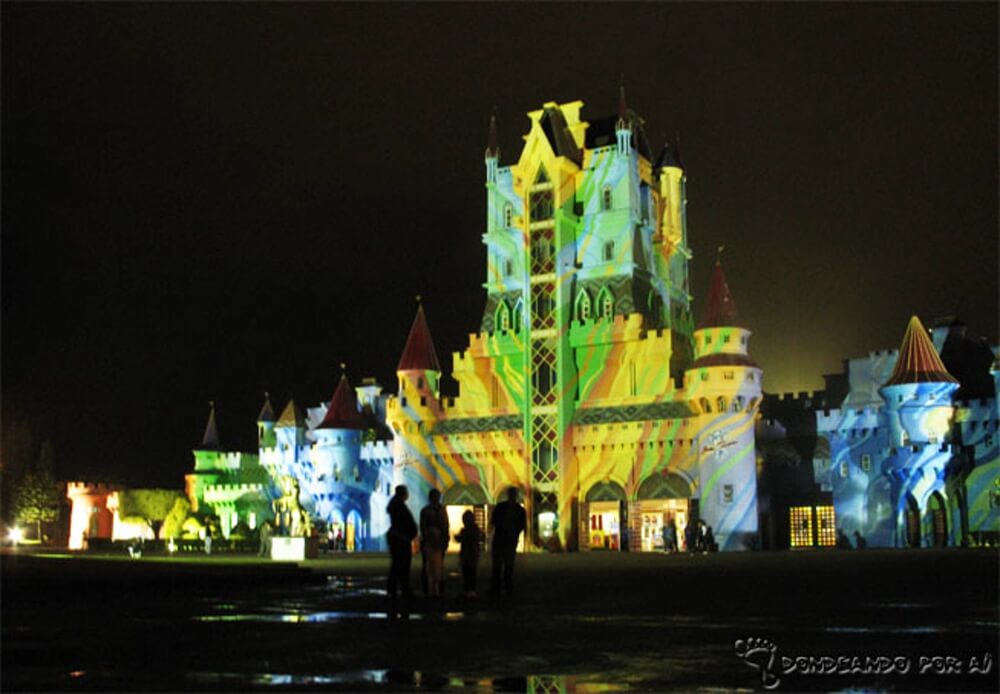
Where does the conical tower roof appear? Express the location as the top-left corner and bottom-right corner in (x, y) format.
(276, 397), (306, 428)
(699, 260), (741, 329)
(318, 374), (364, 430)
(398, 303), (441, 372)
(654, 137), (682, 170)
(883, 315), (957, 386)
(200, 402), (220, 450)
(257, 392), (275, 422)
(486, 110), (499, 159)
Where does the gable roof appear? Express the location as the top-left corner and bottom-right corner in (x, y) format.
(398, 304), (441, 372)
(539, 105), (582, 166)
(318, 374), (364, 430)
(883, 315), (958, 386)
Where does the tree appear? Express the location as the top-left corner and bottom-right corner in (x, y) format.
(13, 441), (60, 541)
(118, 489), (184, 540)
(161, 497), (192, 539)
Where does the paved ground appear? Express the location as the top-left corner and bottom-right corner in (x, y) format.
(2, 548), (997, 692)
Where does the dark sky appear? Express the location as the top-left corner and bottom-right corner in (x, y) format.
(3, 3), (996, 487)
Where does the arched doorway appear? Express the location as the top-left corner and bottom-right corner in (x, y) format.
(346, 509), (363, 552)
(635, 472), (695, 552)
(927, 492), (947, 548)
(583, 481), (627, 551)
(443, 483), (489, 554)
(904, 496), (921, 548)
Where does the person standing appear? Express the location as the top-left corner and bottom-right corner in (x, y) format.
(258, 520), (273, 558)
(419, 489), (449, 597)
(489, 487), (526, 597)
(386, 485), (417, 599)
(455, 510), (482, 597)
(662, 515), (677, 553)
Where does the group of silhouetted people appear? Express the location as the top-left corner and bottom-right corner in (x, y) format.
(386, 485), (525, 601)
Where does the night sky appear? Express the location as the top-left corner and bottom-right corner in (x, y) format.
(3, 4), (996, 488)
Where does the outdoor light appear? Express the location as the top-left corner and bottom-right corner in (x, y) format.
(8, 527), (24, 545)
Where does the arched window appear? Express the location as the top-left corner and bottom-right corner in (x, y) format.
(503, 203), (513, 228)
(575, 290), (592, 321)
(734, 396), (745, 412)
(601, 185), (613, 211)
(512, 298), (524, 332)
(716, 396), (727, 413)
(596, 287), (614, 319)
(495, 301), (511, 332)
(699, 398), (711, 414)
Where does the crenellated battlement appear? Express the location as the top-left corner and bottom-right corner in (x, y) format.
(66, 481), (117, 496)
(360, 440), (393, 461)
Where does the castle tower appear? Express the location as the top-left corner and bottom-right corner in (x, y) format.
(186, 401), (223, 512)
(879, 315), (959, 547)
(312, 371), (370, 548)
(388, 302), (443, 502)
(685, 260), (761, 550)
(654, 136), (693, 381)
(257, 392), (276, 449)
(615, 82), (631, 156)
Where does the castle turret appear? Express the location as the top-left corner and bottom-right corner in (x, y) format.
(275, 397), (307, 449)
(615, 82), (631, 156)
(879, 315), (958, 449)
(187, 401), (223, 512)
(685, 260), (761, 550)
(485, 110), (500, 183)
(388, 302), (442, 500)
(257, 392), (276, 449)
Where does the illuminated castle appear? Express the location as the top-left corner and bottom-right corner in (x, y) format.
(184, 93), (762, 552)
(385, 91), (761, 552)
(813, 316), (999, 548)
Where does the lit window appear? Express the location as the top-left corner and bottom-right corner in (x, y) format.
(789, 506), (813, 548)
(816, 507), (836, 547)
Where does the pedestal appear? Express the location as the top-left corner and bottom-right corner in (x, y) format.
(270, 536), (319, 561)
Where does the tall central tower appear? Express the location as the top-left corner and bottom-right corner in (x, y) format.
(477, 93), (695, 546)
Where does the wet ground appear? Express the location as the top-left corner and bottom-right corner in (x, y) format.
(2, 548), (997, 692)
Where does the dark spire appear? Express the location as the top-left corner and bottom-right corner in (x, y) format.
(673, 134), (685, 169)
(883, 315), (957, 386)
(257, 392), (275, 423)
(200, 401), (220, 450)
(318, 372), (364, 430)
(398, 299), (441, 372)
(654, 134), (682, 170)
(486, 109), (499, 159)
(699, 258), (741, 329)
(616, 77), (628, 126)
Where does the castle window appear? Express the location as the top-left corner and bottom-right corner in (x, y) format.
(417, 377), (424, 389)
(700, 371), (708, 381)
(420, 396), (427, 407)
(861, 455), (871, 472)
(747, 373), (755, 382)
(400, 397), (407, 407)
(724, 370), (734, 380)
(705, 335), (712, 345)
(839, 462), (848, 478)
(596, 287), (614, 319)
(504, 258), (513, 277)
(575, 290), (592, 321)
(504, 203), (513, 228)
(601, 186), (613, 211)
(529, 189), (554, 221)
(496, 301), (511, 332)
(699, 398), (711, 413)
(354, 466), (360, 482)
(723, 335), (730, 344)
(716, 397), (727, 412)
(722, 484), (734, 504)
(512, 298), (524, 332)
(603, 241), (615, 262)
(734, 396), (744, 412)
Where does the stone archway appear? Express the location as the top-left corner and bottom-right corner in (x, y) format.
(927, 492), (947, 548)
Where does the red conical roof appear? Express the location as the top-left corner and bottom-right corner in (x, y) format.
(318, 374), (364, 430)
(398, 304), (441, 372)
(699, 261), (741, 328)
(883, 315), (957, 386)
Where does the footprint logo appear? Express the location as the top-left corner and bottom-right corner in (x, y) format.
(734, 637), (781, 690)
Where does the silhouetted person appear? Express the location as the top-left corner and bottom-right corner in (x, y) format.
(386, 485), (417, 599)
(420, 488), (449, 597)
(853, 530), (867, 549)
(455, 510), (482, 597)
(704, 525), (718, 552)
(696, 520), (707, 553)
(489, 487), (526, 597)
(258, 520), (273, 557)
(662, 516), (678, 553)
(836, 529), (852, 550)
(684, 521), (697, 554)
